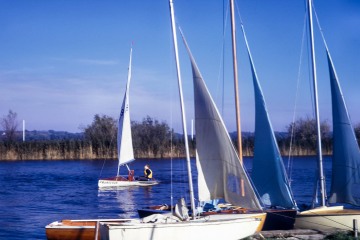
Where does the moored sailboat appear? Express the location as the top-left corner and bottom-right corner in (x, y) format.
(295, 0), (360, 231)
(98, 47), (158, 188)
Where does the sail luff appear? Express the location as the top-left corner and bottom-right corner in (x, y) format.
(117, 47), (135, 176)
(239, 24), (296, 208)
(307, 0), (326, 207)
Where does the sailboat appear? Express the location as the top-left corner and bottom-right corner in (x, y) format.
(98, 47), (159, 188)
(295, 0), (360, 231)
(46, 48), (159, 240)
(137, 2), (298, 232)
(97, 1), (266, 239)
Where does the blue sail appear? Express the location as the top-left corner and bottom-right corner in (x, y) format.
(327, 50), (360, 206)
(249, 53), (296, 209)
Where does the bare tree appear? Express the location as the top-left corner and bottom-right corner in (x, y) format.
(1, 110), (19, 143)
(287, 117), (331, 154)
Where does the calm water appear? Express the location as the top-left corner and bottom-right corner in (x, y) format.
(0, 156), (332, 240)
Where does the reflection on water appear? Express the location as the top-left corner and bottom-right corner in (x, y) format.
(0, 156), (331, 240)
(98, 187), (138, 219)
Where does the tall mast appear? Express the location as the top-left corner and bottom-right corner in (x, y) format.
(169, 0), (196, 219)
(230, 0), (243, 161)
(230, 0), (245, 196)
(308, 0), (326, 207)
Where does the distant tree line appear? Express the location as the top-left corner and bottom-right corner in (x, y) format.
(1, 110), (360, 160)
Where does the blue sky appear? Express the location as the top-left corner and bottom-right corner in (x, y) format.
(1, 0), (359, 133)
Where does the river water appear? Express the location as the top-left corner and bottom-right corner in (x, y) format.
(0, 156), (331, 240)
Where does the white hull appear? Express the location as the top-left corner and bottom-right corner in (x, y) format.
(98, 179), (159, 188)
(99, 213), (266, 240)
(295, 206), (360, 231)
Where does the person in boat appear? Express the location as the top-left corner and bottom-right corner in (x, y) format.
(138, 164), (153, 181)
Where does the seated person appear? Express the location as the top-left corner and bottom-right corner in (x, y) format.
(138, 164), (153, 181)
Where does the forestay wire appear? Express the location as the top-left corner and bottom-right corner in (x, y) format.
(215, 0), (230, 116)
(287, 11), (308, 185)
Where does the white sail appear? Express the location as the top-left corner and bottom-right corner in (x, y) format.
(98, 47), (158, 188)
(180, 33), (262, 210)
(117, 47), (135, 174)
(195, 150), (210, 201)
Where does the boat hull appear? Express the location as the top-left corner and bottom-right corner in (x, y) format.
(98, 177), (159, 188)
(46, 220), (97, 240)
(46, 219), (130, 240)
(262, 208), (297, 230)
(295, 206), (360, 231)
(99, 213), (266, 240)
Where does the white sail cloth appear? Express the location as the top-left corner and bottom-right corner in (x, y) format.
(183, 38), (262, 210)
(117, 48), (135, 174)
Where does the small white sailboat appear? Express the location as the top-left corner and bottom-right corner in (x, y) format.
(98, 47), (158, 188)
(295, 0), (360, 231)
(97, 1), (266, 239)
(46, 48), (159, 240)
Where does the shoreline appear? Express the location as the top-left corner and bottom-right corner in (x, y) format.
(0, 154), (332, 161)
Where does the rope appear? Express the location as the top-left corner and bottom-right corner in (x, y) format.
(98, 119), (117, 178)
(287, 11), (308, 185)
(215, 0), (230, 116)
(313, 0), (330, 52)
(168, 21), (175, 215)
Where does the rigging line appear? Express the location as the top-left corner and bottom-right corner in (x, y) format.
(305, 4), (316, 122)
(315, 6), (360, 189)
(168, 22), (175, 213)
(314, 5), (360, 192)
(215, 0), (230, 117)
(312, 0), (329, 51)
(232, 6), (267, 206)
(170, 112), (174, 214)
(236, 2), (298, 208)
(287, 11), (308, 184)
(222, 0), (225, 116)
(98, 122), (117, 178)
(232, 2), (258, 183)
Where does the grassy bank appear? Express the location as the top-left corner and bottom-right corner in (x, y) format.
(0, 139), (331, 160)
